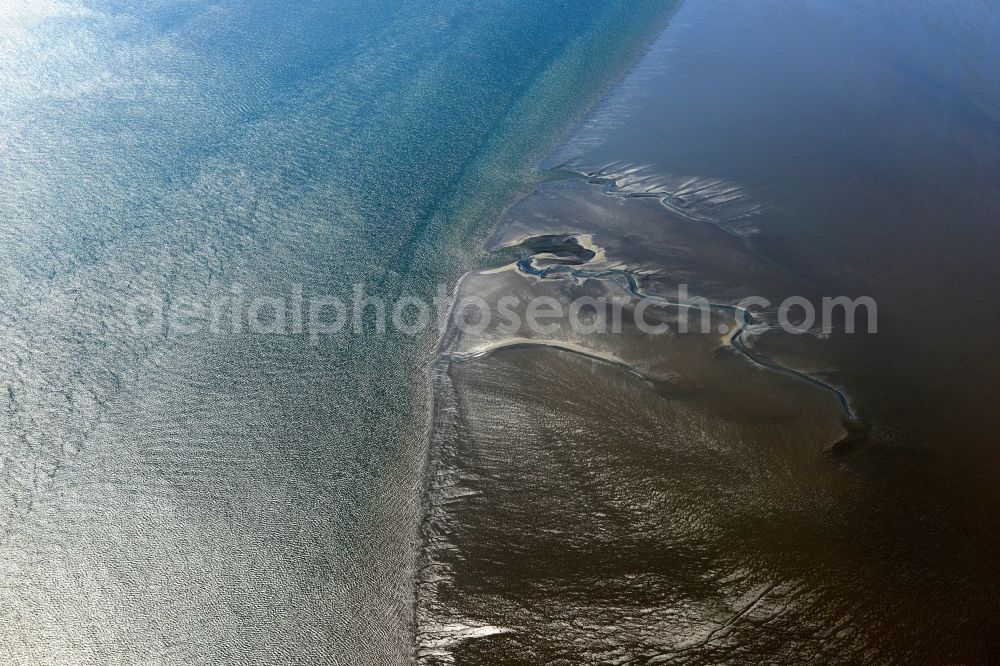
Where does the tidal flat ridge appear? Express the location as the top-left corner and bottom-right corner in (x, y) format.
(417, 0), (1000, 662)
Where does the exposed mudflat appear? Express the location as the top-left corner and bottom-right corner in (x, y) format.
(417, 0), (1000, 662)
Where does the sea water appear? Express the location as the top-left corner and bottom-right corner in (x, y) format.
(0, 1), (677, 662)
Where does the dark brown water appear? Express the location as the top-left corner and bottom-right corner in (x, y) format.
(418, 0), (1000, 662)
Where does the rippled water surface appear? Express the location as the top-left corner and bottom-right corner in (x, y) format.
(0, 1), (679, 663)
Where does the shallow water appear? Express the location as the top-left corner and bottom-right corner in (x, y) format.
(0, 1), (680, 663)
(421, 0), (1000, 662)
